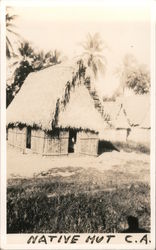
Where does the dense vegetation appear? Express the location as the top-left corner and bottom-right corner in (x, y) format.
(7, 176), (150, 233)
(114, 54), (150, 97)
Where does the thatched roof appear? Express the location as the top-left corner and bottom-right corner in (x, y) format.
(114, 105), (130, 129)
(103, 101), (121, 122)
(122, 95), (150, 128)
(139, 112), (150, 129)
(102, 95), (150, 129)
(103, 102), (130, 129)
(7, 62), (105, 132)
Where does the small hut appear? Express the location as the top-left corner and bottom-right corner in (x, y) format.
(113, 104), (131, 142)
(99, 101), (130, 142)
(122, 95), (150, 144)
(7, 61), (104, 156)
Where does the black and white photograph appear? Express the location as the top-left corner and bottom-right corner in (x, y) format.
(0, 0), (155, 249)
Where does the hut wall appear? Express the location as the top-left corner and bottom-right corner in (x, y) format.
(8, 127), (26, 149)
(99, 129), (127, 142)
(115, 129), (128, 142)
(128, 128), (150, 144)
(59, 131), (69, 155)
(77, 131), (98, 156)
(31, 129), (45, 154)
(43, 130), (69, 156)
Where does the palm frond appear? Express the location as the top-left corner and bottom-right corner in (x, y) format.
(92, 53), (107, 62)
(6, 22), (17, 28)
(7, 28), (20, 37)
(6, 43), (11, 58)
(18, 41), (35, 58)
(79, 32), (108, 77)
(12, 61), (19, 66)
(91, 61), (98, 77)
(96, 59), (106, 74)
(6, 10), (19, 58)
(6, 14), (18, 22)
(6, 36), (13, 51)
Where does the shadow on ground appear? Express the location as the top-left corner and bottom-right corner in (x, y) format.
(98, 140), (119, 155)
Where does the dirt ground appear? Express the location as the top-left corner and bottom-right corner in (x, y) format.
(7, 145), (150, 233)
(7, 145), (150, 186)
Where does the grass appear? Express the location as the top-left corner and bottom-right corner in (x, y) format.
(7, 143), (150, 234)
(7, 173), (150, 233)
(114, 141), (150, 154)
(98, 140), (150, 155)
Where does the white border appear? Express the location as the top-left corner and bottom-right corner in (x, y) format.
(0, 0), (153, 7)
(0, 0), (7, 249)
(0, 0), (155, 249)
(150, 2), (156, 249)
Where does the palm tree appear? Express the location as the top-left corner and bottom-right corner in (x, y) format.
(8, 41), (35, 71)
(80, 33), (107, 77)
(114, 53), (137, 95)
(6, 9), (19, 58)
(44, 49), (62, 65)
(18, 41), (35, 59)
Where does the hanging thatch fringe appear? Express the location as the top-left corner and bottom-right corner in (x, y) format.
(7, 59), (107, 132)
(52, 98), (60, 129)
(50, 59), (106, 130)
(57, 59), (87, 115)
(51, 60), (87, 128)
(122, 107), (131, 127)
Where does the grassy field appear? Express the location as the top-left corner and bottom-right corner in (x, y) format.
(98, 140), (150, 155)
(7, 145), (150, 233)
(113, 141), (150, 154)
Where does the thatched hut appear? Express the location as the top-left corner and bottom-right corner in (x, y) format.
(113, 104), (131, 142)
(100, 95), (150, 144)
(99, 101), (130, 142)
(7, 61), (105, 156)
(123, 95), (150, 144)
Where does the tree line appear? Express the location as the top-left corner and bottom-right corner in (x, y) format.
(6, 9), (150, 107)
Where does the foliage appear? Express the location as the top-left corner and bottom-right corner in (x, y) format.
(80, 33), (107, 77)
(6, 41), (62, 107)
(18, 42), (35, 59)
(6, 8), (20, 58)
(6, 42), (35, 107)
(113, 141), (150, 154)
(6, 60), (34, 107)
(125, 64), (150, 94)
(103, 96), (116, 102)
(115, 54), (150, 95)
(7, 179), (150, 233)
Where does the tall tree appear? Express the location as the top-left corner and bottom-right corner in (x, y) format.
(115, 54), (150, 95)
(6, 8), (19, 58)
(35, 49), (62, 69)
(80, 33), (107, 77)
(18, 41), (35, 60)
(125, 64), (150, 94)
(115, 54), (137, 95)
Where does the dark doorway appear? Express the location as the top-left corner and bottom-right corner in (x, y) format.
(68, 129), (77, 153)
(26, 127), (31, 149)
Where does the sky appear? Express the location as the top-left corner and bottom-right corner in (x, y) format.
(7, 2), (151, 97)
